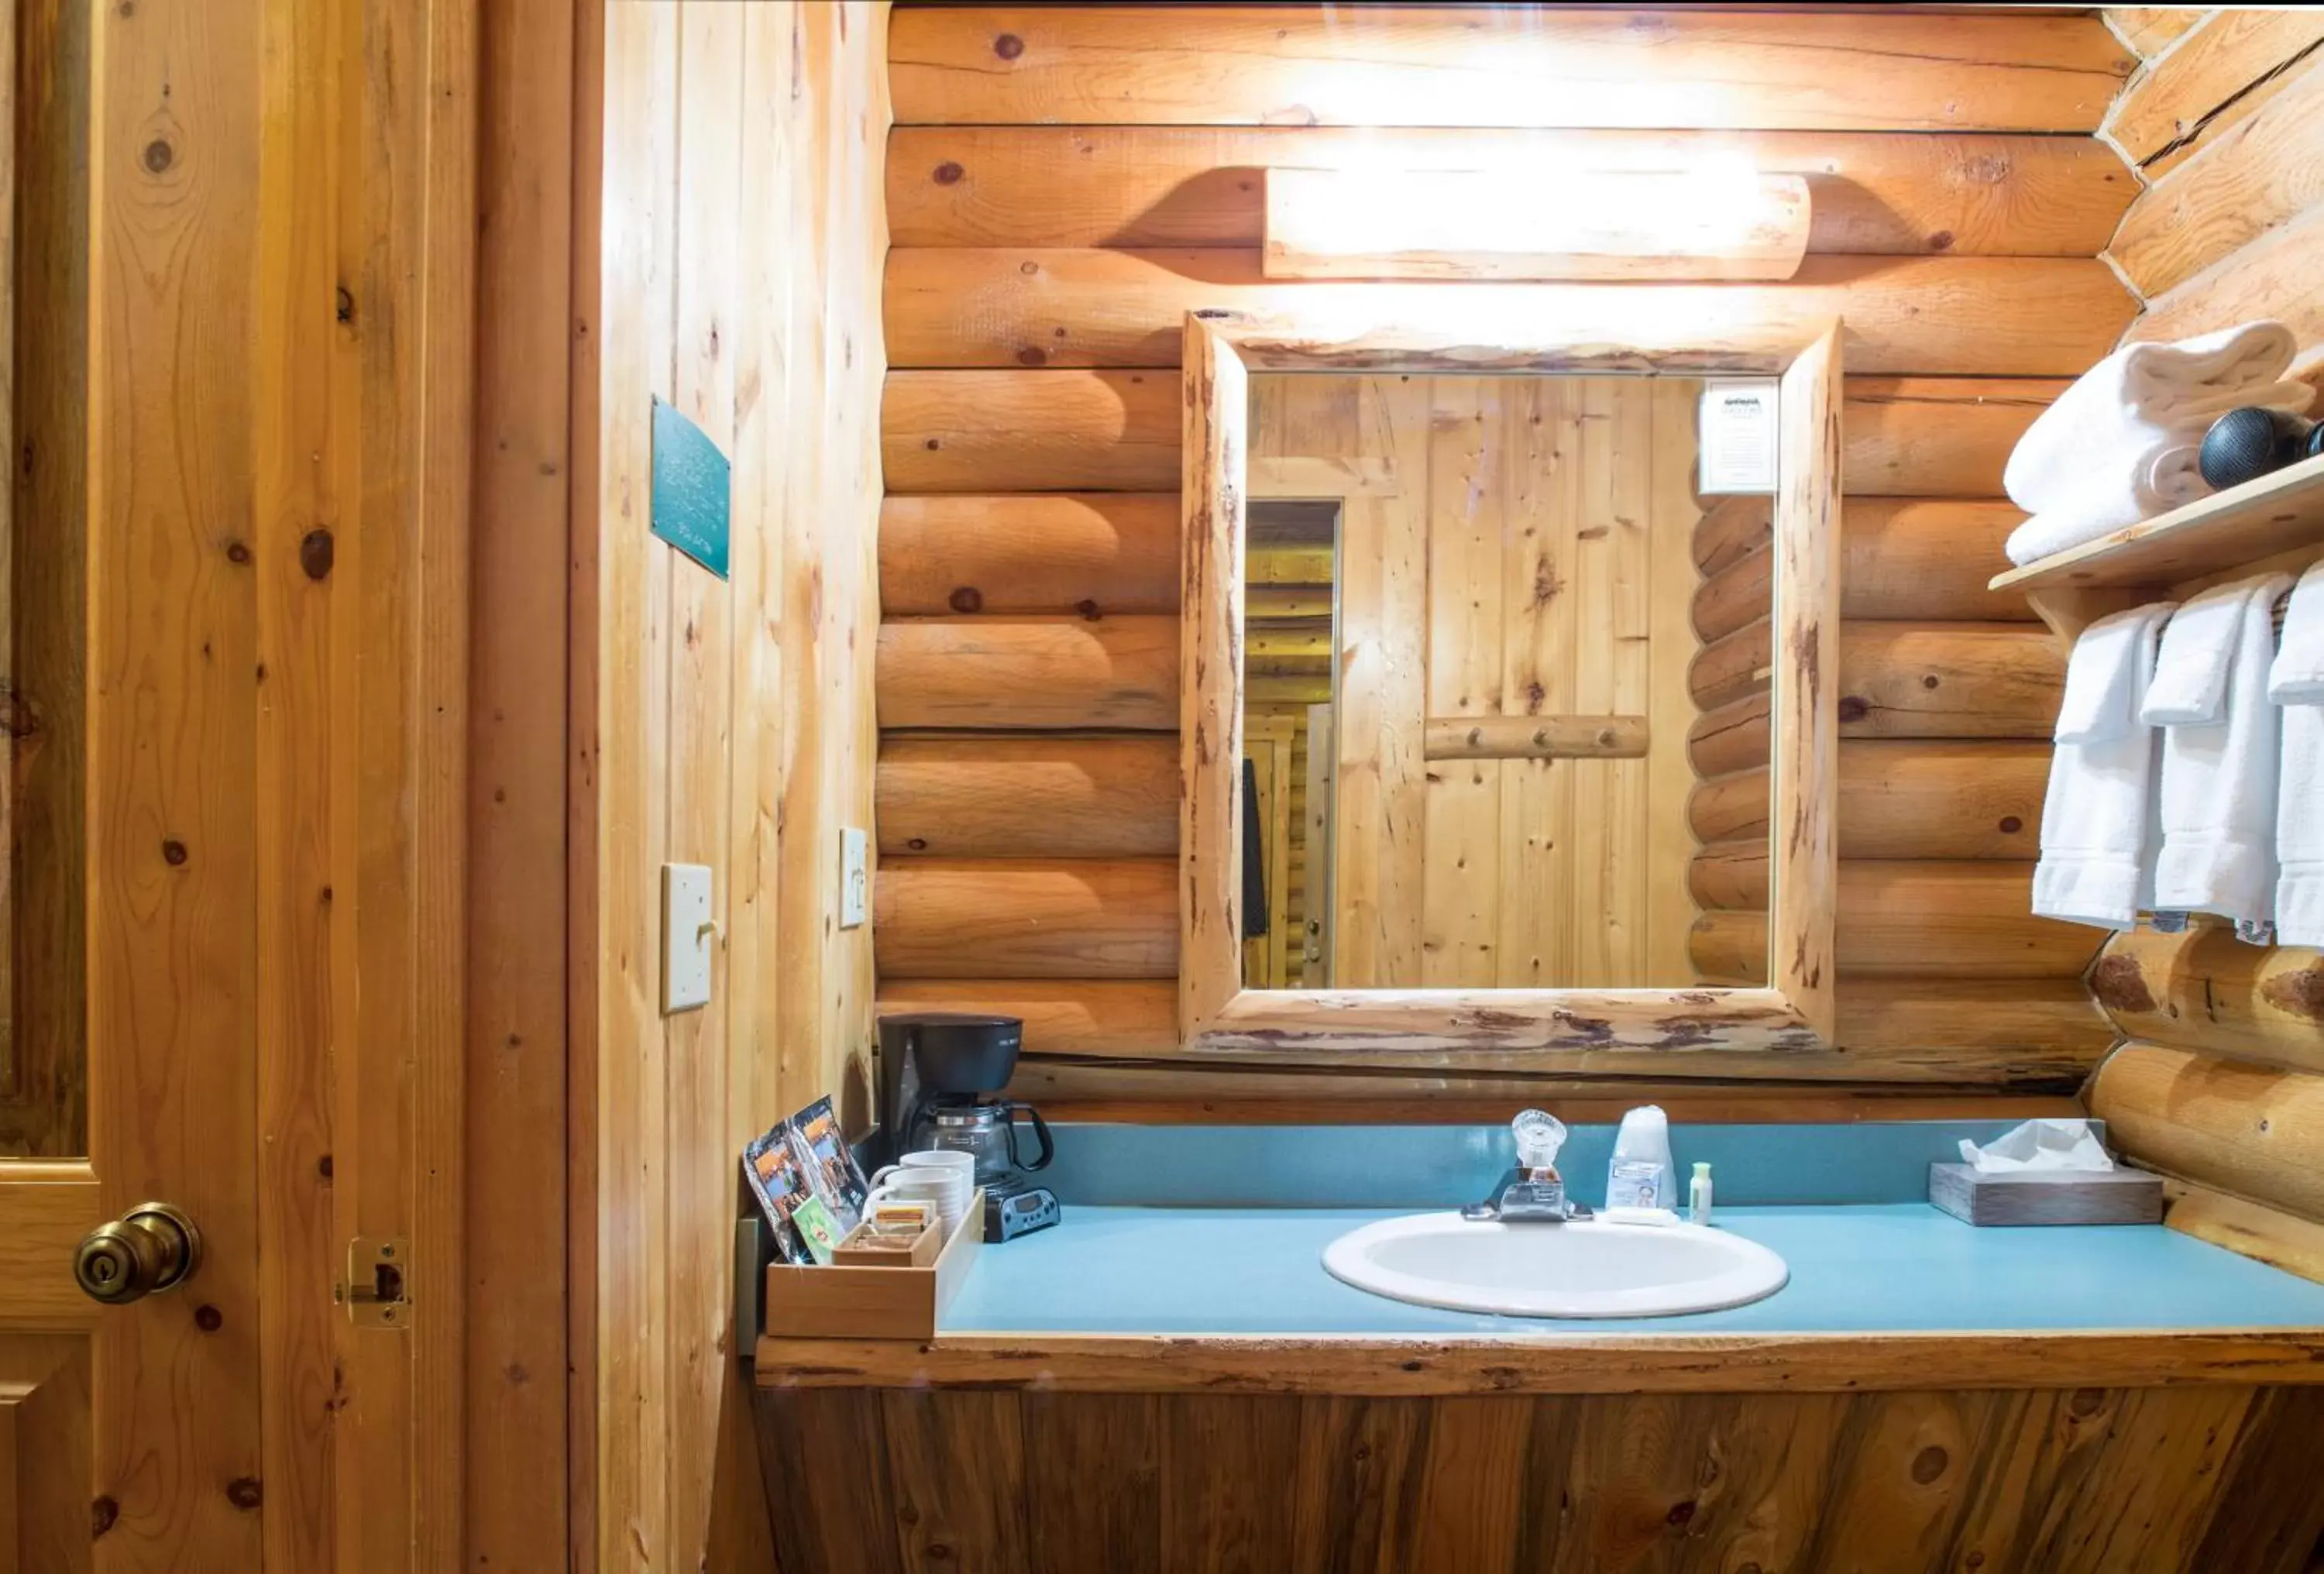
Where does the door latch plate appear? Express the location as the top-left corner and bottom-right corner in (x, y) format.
(342, 1236), (412, 1328)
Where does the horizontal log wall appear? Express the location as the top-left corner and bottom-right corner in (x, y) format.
(877, 4), (2133, 1103)
(2085, 14), (2324, 1278)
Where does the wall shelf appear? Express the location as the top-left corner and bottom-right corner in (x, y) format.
(1989, 451), (2324, 646)
(1992, 452), (2324, 595)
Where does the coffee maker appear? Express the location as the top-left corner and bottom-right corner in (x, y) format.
(877, 1012), (1060, 1242)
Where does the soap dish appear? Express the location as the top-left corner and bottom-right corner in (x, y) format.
(1927, 1163), (2163, 1226)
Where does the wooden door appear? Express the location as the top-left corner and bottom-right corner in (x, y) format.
(0, 0), (478, 1565)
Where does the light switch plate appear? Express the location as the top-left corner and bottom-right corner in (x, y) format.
(662, 862), (713, 1014)
(840, 827), (869, 930)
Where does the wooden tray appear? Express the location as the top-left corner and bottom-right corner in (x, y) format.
(763, 1189), (983, 1339)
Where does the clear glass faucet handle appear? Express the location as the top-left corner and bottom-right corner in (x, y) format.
(1512, 1108), (1566, 1172)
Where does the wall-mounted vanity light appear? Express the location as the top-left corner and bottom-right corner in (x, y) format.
(1261, 164), (1812, 283)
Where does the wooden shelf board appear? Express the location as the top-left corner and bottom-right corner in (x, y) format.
(1990, 451), (2324, 596)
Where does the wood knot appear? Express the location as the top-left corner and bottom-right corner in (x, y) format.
(92, 1497), (119, 1537)
(947, 586), (983, 613)
(161, 838), (189, 867)
(225, 540), (252, 565)
(1837, 696), (1869, 723)
(1911, 1445), (1949, 1483)
(1016, 345), (1047, 366)
(2087, 953), (2155, 1016)
(226, 1478), (263, 1510)
(992, 31), (1023, 59)
(1997, 816), (2023, 835)
(195, 1304), (223, 1332)
(1927, 229), (1955, 252)
(301, 528), (335, 580)
(933, 161), (964, 186)
(142, 138), (173, 174)
(2068, 1388), (2106, 1418)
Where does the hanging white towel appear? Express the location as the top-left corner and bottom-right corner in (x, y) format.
(2003, 444), (2210, 566)
(2149, 573), (2295, 925)
(2268, 558), (2324, 703)
(2034, 603), (2174, 930)
(2005, 321), (2302, 513)
(2280, 706), (2324, 947)
(2276, 562), (2324, 946)
(2057, 602), (2174, 744)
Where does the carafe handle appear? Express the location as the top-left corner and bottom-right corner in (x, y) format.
(1006, 1104), (1054, 1173)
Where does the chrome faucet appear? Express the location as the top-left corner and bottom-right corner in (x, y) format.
(1462, 1108), (1593, 1224)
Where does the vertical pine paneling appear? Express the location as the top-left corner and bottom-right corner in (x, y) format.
(588, 2), (889, 1565)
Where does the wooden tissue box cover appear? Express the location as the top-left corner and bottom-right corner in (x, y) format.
(763, 1189), (983, 1339)
(1928, 1163), (2163, 1226)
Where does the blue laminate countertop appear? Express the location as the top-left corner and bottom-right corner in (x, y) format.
(940, 1204), (2324, 1338)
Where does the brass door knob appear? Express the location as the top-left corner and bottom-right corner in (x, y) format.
(74, 1202), (201, 1304)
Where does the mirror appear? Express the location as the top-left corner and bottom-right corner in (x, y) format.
(1239, 373), (1767, 992)
(1178, 308), (1839, 1055)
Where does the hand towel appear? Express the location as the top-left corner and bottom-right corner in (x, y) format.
(2268, 558), (2324, 703)
(2033, 603), (2173, 929)
(2003, 444), (2209, 566)
(2150, 572), (2295, 924)
(2279, 703), (2324, 946)
(2142, 578), (2261, 725)
(2057, 602), (2177, 744)
(2005, 321), (2301, 511)
(2277, 561), (2324, 944)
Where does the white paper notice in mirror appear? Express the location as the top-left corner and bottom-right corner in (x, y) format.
(1698, 379), (1779, 496)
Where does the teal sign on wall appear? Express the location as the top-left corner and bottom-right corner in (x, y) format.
(650, 396), (731, 579)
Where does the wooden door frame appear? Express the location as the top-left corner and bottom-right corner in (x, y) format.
(1180, 309), (1843, 1058)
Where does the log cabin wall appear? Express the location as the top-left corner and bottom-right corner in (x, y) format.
(580, 3), (889, 1569)
(874, 5), (2144, 1110)
(2079, 9), (2324, 1286)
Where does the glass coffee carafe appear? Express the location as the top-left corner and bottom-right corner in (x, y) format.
(925, 1101), (1054, 1186)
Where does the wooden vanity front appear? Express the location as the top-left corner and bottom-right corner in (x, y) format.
(752, 1332), (2324, 1572)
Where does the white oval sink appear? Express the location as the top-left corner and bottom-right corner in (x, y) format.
(1323, 1212), (1789, 1319)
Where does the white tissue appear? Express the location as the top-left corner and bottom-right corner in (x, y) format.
(1958, 1118), (2116, 1174)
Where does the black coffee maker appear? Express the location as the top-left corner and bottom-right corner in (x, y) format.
(877, 1012), (1060, 1242)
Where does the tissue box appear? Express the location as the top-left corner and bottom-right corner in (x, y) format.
(1927, 1163), (2163, 1226)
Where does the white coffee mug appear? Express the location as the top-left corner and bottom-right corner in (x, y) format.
(885, 1149), (975, 1179)
(865, 1167), (968, 1235)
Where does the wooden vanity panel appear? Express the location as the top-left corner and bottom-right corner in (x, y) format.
(751, 1381), (2324, 1573)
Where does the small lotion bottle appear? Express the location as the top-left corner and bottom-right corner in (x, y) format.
(1688, 1162), (1714, 1225)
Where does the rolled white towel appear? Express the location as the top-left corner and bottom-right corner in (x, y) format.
(2003, 444), (2207, 566)
(2006, 321), (2302, 514)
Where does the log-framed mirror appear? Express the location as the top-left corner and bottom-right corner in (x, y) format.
(1181, 307), (1841, 1055)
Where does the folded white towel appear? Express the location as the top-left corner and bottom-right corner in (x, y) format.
(2006, 321), (2301, 511)
(2152, 573), (2294, 924)
(2280, 702), (2324, 947)
(2268, 558), (2324, 703)
(2034, 603), (2173, 929)
(2003, 445), (2209, 566)
(2058, 602), (2177, 744)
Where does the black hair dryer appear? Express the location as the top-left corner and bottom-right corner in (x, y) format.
(2199, 406), (2324, 491)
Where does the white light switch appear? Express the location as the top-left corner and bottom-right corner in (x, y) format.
(840, 827), (869, 929)
(662, 862), (714, 1014)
